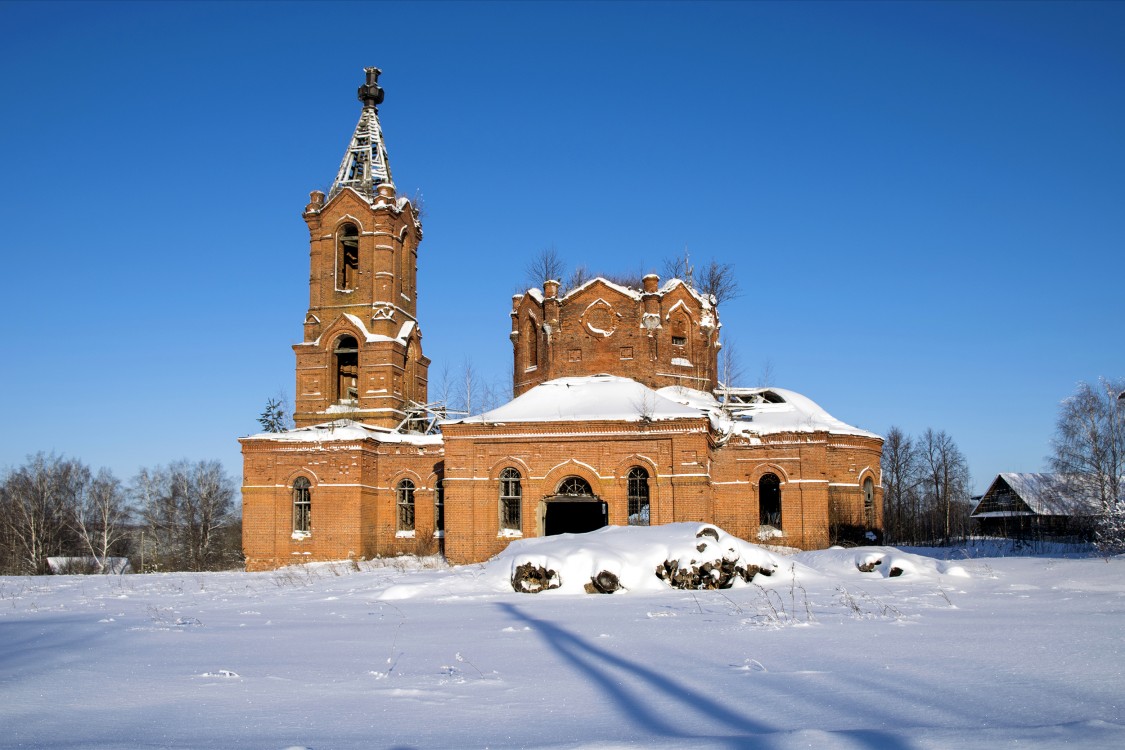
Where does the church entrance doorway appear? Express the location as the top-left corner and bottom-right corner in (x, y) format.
(542, 476), (608, 536)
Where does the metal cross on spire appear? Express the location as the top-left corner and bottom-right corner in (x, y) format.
(329, 67), (395, 200)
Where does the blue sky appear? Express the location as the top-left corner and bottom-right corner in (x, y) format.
(1, 0), (1122, 493)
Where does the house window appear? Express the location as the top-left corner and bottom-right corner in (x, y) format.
(672, 336), (686, 346)
(434, 478), (444, 533)
(759, 473), (781, 529)
(557, 476), (593, 496)
(397, 479), (415, 532)
(292, 477), (311, 534)
(337, 223), (359, 290)
(499, 468), (521, 531)
(334, 335), (359, 403)
(627, 467), (650, 526)
(863, 478), (875, 527)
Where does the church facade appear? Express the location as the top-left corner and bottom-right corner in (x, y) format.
(240, 69), (884, 571)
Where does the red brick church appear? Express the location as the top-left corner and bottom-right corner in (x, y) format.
(240, 69), (884, 571)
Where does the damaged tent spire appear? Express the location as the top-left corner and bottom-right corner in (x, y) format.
(329, 67), (395, 200)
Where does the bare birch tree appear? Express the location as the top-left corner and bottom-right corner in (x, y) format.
(0, 454), (86, 574)
(918, 428), (972, 544)
(1049, 378), (1125, 513)
(134, 460), (238, 571)
(72, 469), (131, 572)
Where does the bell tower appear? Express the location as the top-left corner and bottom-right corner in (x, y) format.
(293, 67), (429, 428)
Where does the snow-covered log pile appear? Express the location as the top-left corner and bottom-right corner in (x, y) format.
(655, 526), (774, 589)
(501, 523), (781, 595)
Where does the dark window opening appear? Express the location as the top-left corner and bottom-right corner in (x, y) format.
(337, 223), (359, 290)
(864, 478), (875, 527)
(500, 468), (521, 531)
(334, 335), (359, 403)
(397, 479), (415, 532)
(759, 473), (781, 529)
(672, 336), (687, 347)
(434, 478), (445, 533)
(627, 467), (650, 526)
(292, 477), (311, 533)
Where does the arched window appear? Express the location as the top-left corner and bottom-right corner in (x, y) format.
(396, 479), (415, 532)
(759, 473), (781, 529)
(292, 477), (311, 534)
(557, 476), (593, 496)
(334, 335), (359, 403)
(499, 468), (521, 531)
(434, 478), (444, 533)
(627, 467), (650, 526)
(337, 223), (359, 290)
(863, 478), (875, 527)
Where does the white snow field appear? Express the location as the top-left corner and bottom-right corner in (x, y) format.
(2, 524), (1123, 750)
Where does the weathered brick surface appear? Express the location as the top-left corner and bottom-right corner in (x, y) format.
(293, 185), (429, 429)
(511, 275), (719, 398)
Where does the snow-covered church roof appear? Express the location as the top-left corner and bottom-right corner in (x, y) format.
(447, 375), (879, 438)
(450, 375), (704, 425)
(243, 420), (442, 446)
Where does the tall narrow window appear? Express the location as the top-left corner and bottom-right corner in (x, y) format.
(292, 477), (311, 534)
(627, 467), (650, 526)
(337, 223), (359, 290)
(434, 478), (445, 533)
(397, 479), (415, 532)
(334, 335), (359, 403)
(759, 473), (781, 529)
(524, 318), (538, 370)
(499, 468), (521, 531)
(863, 478), (875, 527)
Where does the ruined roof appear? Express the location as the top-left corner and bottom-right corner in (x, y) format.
(447, 375), (878, 438)
(660, 385), (881, 439)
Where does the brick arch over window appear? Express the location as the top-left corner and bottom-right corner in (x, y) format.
(487, 456), (532, 482)
(758, 472), (782, 529)
(522, 316), (539, 370)
(540, 461), (601, 498)
(292, 476), (312, 535)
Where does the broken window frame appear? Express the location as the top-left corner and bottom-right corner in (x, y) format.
(759, 473), (782, 529)
(627, 467), (650, 526)
(396, 479), (416, 532)
(333, 335), (359, 403)
(434, 478), (444, 533)
(499, 468), (521, 531)
(336, 223), (360, 291)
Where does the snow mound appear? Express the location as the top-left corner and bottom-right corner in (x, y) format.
(492, 523), (782, 595)
(793, 546), (970, 580)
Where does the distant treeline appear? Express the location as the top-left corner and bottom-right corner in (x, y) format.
(0, 453), (241, 575)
